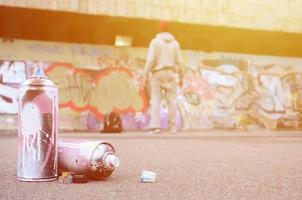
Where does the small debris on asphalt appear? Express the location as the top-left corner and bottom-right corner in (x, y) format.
(141, 170), (156, 183)
(58, 172), (73, 184)
(72, 174), (88, 184)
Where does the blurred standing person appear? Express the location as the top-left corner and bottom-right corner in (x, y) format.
(143, 20), (183, 134)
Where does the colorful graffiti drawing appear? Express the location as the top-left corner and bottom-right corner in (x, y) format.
(45, 63), (148, 120)
(0, 84), (19, 114)
(0, 61), (27, 84)
(283, 73), (302, 111)
(177, 63), (302, 130)
(0, 43), (302, 131)
(0, 61), (27, 114)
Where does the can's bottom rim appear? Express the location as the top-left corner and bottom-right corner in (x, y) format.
(17, 176), (58, 182)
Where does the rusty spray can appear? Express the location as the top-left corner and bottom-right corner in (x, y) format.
(58, 139), (120, 180)
(17, 67), (58, 181)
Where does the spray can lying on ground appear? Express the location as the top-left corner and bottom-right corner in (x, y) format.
(58, 139), (120, 180)
(17, 68), (58, 182)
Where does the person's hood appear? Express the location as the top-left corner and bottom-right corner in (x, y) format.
(156, 32), (175, 43)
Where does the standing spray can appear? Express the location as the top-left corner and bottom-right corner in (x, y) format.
(17, 68), (58, 181)
(58, 139), (120, 180)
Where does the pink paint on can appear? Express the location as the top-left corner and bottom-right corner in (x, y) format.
(17, 68), (58, 182)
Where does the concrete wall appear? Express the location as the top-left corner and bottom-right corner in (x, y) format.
(1, 38), (302, 131)
(1, 0), (302, 33)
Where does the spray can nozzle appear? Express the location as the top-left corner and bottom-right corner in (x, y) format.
(32, 67), (47, 78)
(105, 154), (120, 168)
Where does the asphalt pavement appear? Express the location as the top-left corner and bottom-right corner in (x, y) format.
(0, 130), (302, 200)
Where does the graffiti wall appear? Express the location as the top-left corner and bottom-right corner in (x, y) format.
(0, 39), (302, 131)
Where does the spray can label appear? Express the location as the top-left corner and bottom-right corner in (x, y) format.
(17, 87), (58, 181)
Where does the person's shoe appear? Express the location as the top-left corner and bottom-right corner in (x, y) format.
(147, 128), (161, 135)
(169, 129), (178, 134)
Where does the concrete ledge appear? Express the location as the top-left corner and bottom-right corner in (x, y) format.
(59, 130), (302, 139)
(1, 130), (302, 140)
